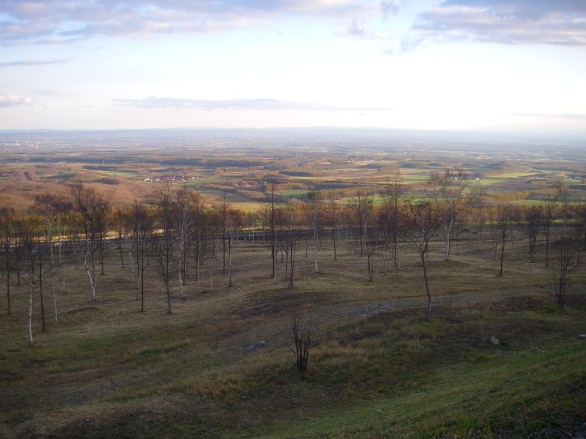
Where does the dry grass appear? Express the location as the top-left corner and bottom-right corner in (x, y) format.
(1, 234), (585, 438)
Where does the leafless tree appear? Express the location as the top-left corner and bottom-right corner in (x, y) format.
(381, 169), (406, 269)
(403, 198), (443, 319)
(69, 182), (113, 304)
(0, 208), (16, 315)
(150, 183), (175, 314)
(541, 195), (558, 268)
(225, 206), (243, 287)
(523, 204), (542, 263)
(33, 194), (71, 323)
(468, 183), (486, 252)
(552, 235), (577, 308)
(128, 200), (153, 312)
(494, 204), (519, 277)
(292, 310), (311, 371)
(260, 177), (280, 283)
(279, 205), (301, 288)
(556, 183), (571, 238)
(326, 190), (339, 261)
(15, 213), (43, 345)
(218, 191), (230, 274)
(306, 191), (322, 273)
(440, 168), (466, 260)
(172, 186), (200, 298)
(349, 189), (373, 257)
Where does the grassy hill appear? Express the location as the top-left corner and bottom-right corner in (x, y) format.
(1, 236), (585, 438)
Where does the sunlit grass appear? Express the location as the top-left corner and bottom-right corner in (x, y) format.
(1, 236), (584, 438)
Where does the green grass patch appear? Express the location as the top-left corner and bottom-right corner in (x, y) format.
(276, 189), (310, 198)
(40, 170), (76, 180)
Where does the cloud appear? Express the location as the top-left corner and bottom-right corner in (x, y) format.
(380, 0), (401, 18)
(343, 17), (390, 39)
(113, 96), (396, 112)
(0, 58), (74, 68)
(410, 0), (586, 47)
(0, 94), (35, 107)
(510, 112), (586, 120)
(0, 0), (372, 45)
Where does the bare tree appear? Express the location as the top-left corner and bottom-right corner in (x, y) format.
(349, 189), (373, 257)
(440, 169), (466, 260)
(326, 190), (339, 261)
(552, 236), (577, 308)
(403, 198), (443, 319)
(468, 183), (486, 252)
(306, 191), (322, 273)
(216, 191), (229, 274)
(225, 206), (244, 287)
(292, 310), (311, 371)
(556, 183), (571, 238)
(69, 182), (113, 304)
(173, 187), (200, 298)
(15, 213), (43, 346)
(365, 238), (378, 282)
(493, 204), (519, 277)
(278, 205), (301, 288)
(522, 204), (541, 263)
(32, 194), (71, 323)
(541, 195), (558, 268)
(128, 200), (153, 312)
(0, 208), (16, 315)
(576, 201), (586, 252)
(260, 177), (279, 282)
(381, 169), (406, 269)
(150, 183), (175, 314)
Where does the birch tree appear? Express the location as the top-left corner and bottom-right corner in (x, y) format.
(260, 177), (279, 282)
(173, 187), (199, 298)
(552, 235), (577, 308)
(306, 191), (322, 273)
(381, 170), (406, 269)
(128, 200), (153, 312)
(150, 183), (175, 314)
(494, 204), (519, 277)
(69, 182), (113, 304)
(403, 198), (443, 319)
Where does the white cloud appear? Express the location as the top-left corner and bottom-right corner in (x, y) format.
(0, 58), (74, 68)
(0, 0), (373, 45)
(113, 96), (396, 112)
(509, 112), (586, 120)
(410, 0), (586, 47)
(342, 17), (390, 39)
(0, 94), (35, 107)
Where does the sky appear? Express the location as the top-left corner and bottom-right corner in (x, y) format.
(1, 0), (585, 134)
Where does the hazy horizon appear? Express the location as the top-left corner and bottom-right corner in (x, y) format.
(2, 126), (585, 153)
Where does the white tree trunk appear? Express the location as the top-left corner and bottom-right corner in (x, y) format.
(313, 234), (318, 273)
(84, 251), (96, 303)
(28, 275), (34, 346)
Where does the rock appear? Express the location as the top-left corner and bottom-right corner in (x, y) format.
(578, 334), (586, 339)
(490, 335), (500, 345)
(246, 340), (266, 351)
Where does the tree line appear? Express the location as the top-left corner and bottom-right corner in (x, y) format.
(1, 170), (585, 345)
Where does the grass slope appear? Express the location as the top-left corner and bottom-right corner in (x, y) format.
(1, 237), (585, 438)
